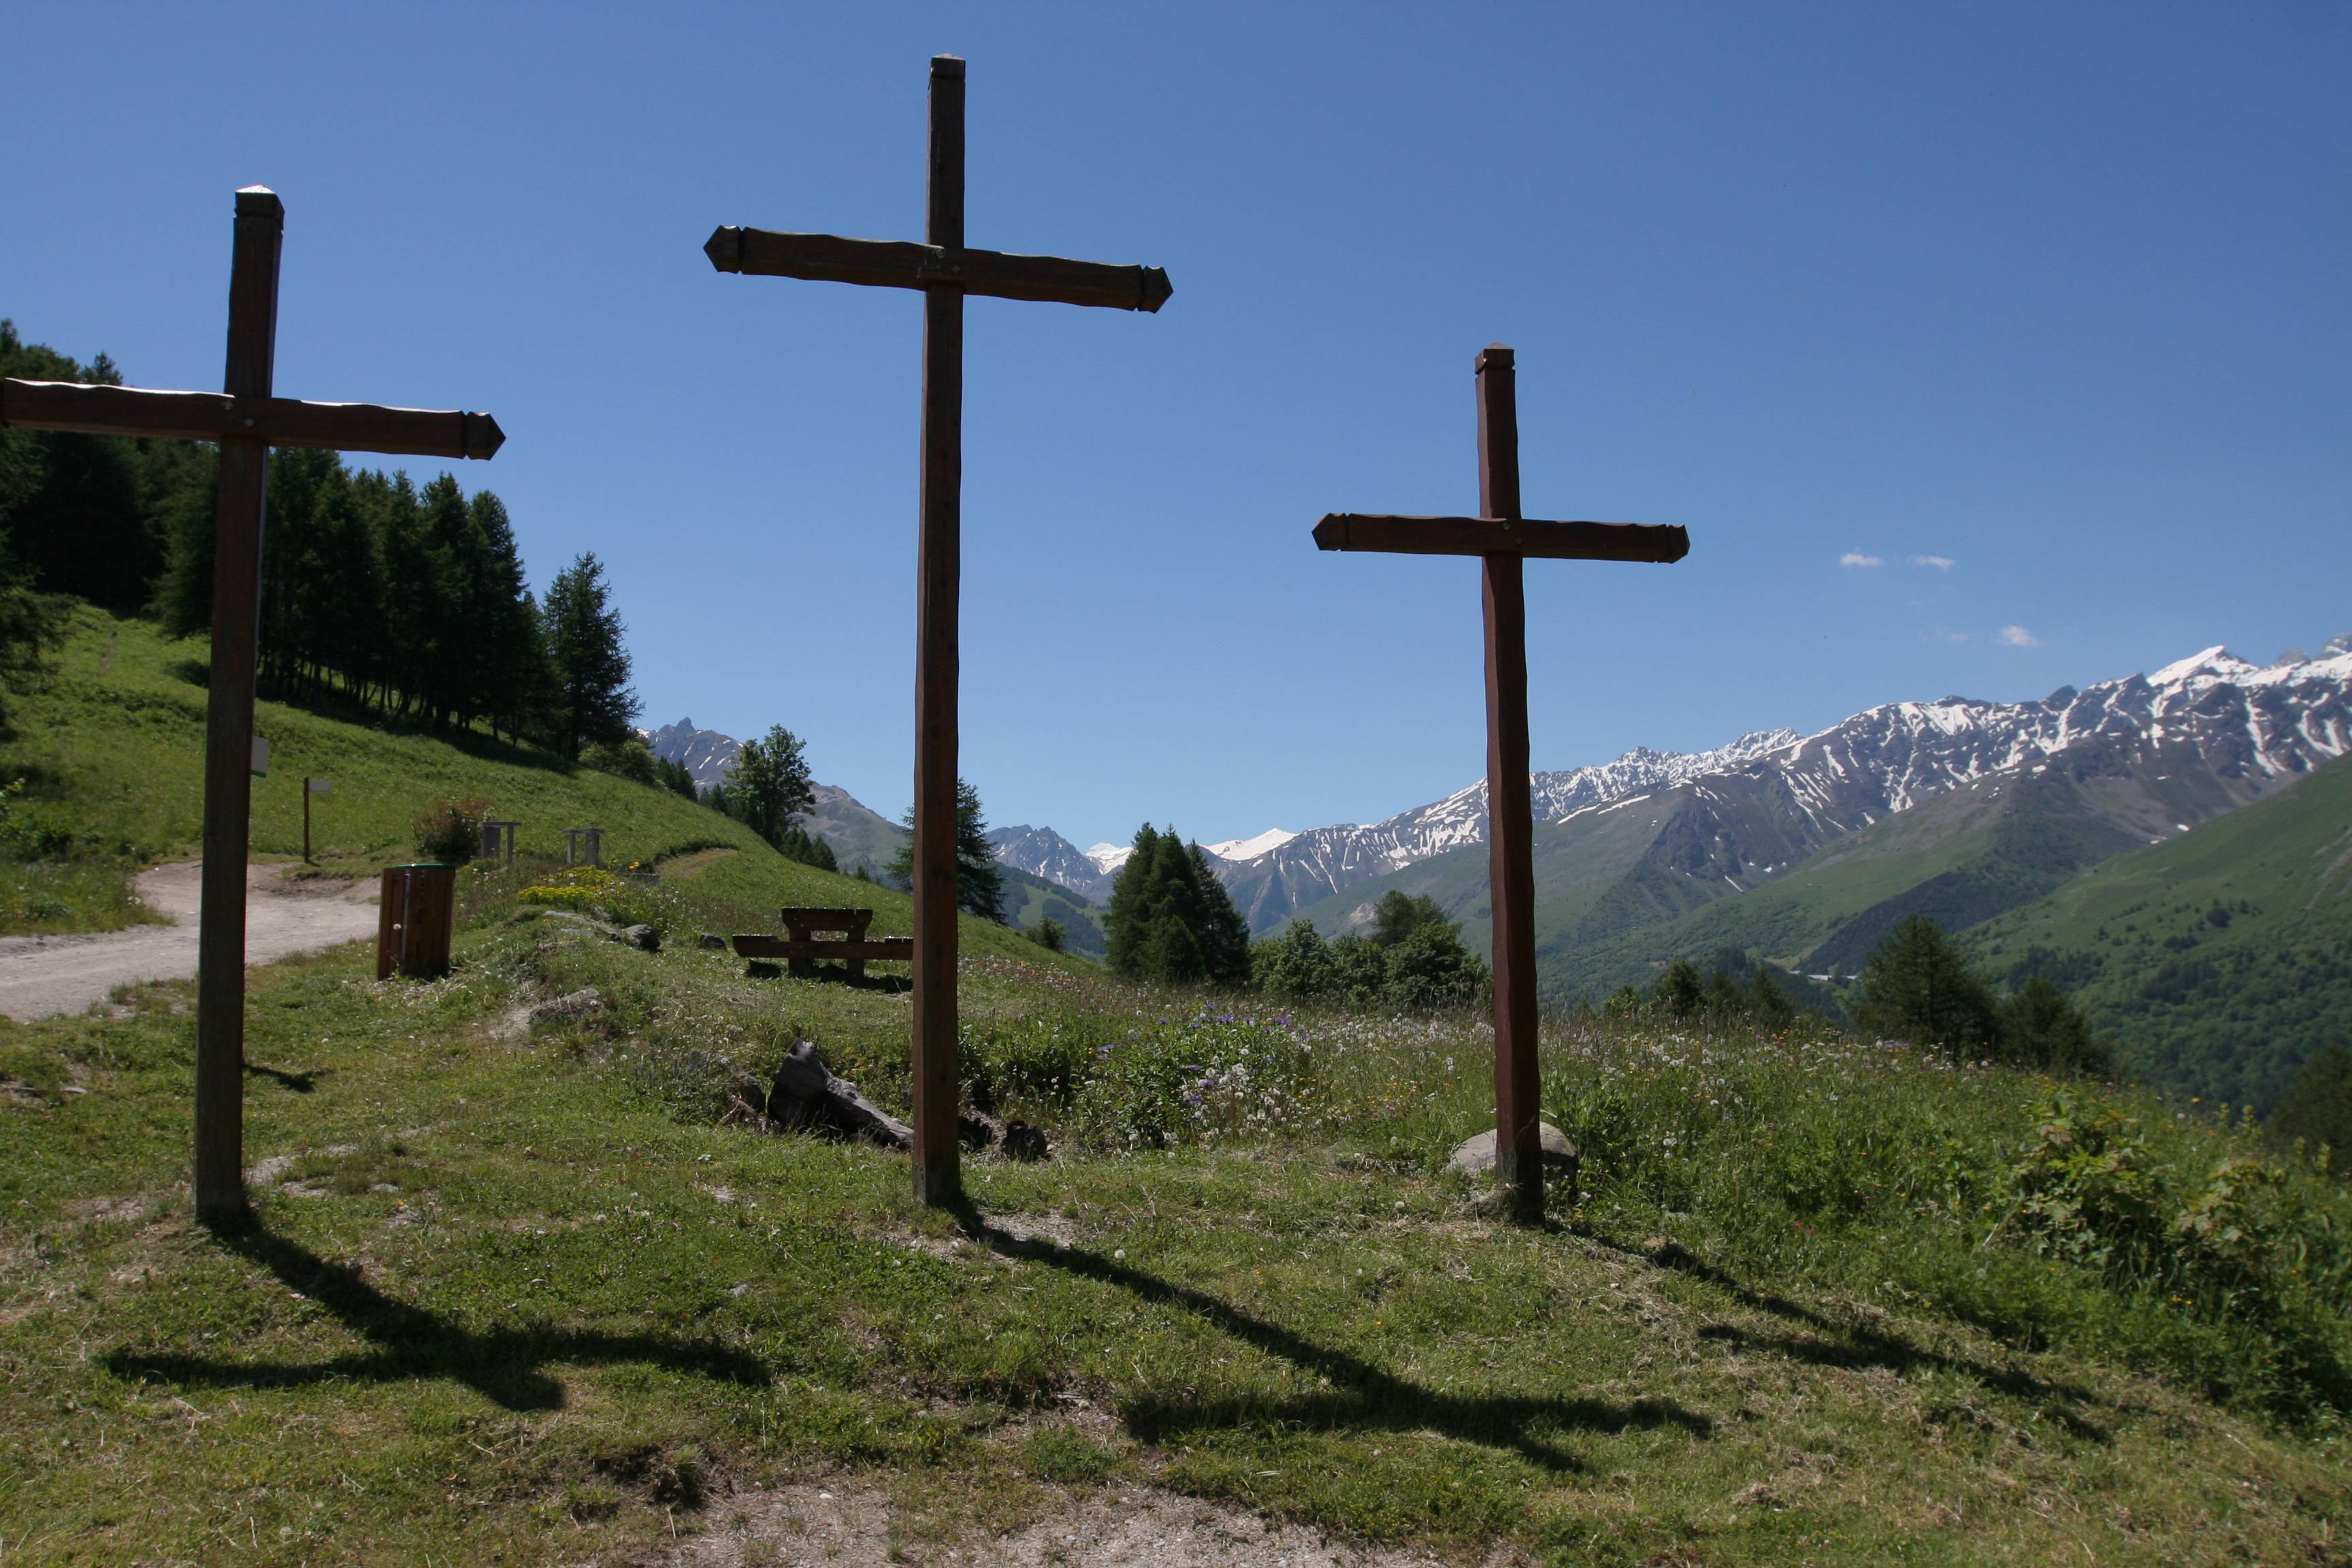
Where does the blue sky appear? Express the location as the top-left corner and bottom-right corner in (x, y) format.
(7, 3), (2347, 849)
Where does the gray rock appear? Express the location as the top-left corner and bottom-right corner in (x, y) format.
(1002, 1119), (1051, 1163)
(528, 988), (605, 1027)
(697, 932), (728, 950)
(623, 924), (660, 952)
(1448, 1122), (1577, 1177)
(767, 1041), (913, 1149)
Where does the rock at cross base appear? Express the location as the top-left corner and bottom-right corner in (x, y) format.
(1448, 1122), (1577, 1179)
(527, 988), (605, 1027)
(767, 1041), (913, 1149)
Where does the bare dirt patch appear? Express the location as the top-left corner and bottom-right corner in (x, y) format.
(666, 1479), (1488, 1567)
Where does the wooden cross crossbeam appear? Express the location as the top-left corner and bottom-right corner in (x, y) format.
(1314, 514), (1686, 563)
(0, 380), (502, 458)
(1313, 344), (1688, 1222)
(706, 55), (1170, 1207)
(705, 228), (1171, 314)
(0, 186), (502, 1226)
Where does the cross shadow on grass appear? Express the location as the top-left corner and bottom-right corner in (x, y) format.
(244, 1061), (324, 1092)
(1619, 1233), (2112, 1441)
(949, 1203), (1712, 1474)
(104, 1220), (772, 1412)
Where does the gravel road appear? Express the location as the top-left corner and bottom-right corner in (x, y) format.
(0, 863), (379, 1021)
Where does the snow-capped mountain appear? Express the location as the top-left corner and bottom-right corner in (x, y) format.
(1205, 828), (1300, 862)
(1215, 728), (1801, 930)
(1218, 640), (2352, 933)
(986, 825), (1117, 904)
(644, 717), (741, 789)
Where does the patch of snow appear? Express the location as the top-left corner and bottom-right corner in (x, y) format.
(1203, 828), (1298, 863)
(1083, 843), (1133, 875)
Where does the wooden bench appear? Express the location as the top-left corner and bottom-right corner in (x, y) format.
(733, 906), (912, 979)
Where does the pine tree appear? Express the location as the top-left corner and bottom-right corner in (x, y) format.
(1997, 977), (2108, 1075)
(1853, 915), (2002, 1055)
(885, 778), (1006, 921)
(1653, 959), (1705, 1020)
(2270, 1044), (2352, 1176)
(541, 551), (638, 761)
(1102, 826), (1248, 984)
(0, 326), (158, 610)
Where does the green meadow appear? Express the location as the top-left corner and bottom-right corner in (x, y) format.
(1, 609), (2349, 1565)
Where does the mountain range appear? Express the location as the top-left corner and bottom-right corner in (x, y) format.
(652, 640), (2349, 1104)
(643, 718), (906, 877)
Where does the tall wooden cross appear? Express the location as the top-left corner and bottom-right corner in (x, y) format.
(705, 55), (1171, 1206)
(1314, 345), (1688, 1222)
(0, 187), (504, 1227)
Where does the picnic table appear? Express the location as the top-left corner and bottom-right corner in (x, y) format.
(732, 907), (913, 979)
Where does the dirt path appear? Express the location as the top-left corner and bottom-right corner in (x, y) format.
(0, 862), (379, 1021)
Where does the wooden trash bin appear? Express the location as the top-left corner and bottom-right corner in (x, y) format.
(377, 862), (456, 980)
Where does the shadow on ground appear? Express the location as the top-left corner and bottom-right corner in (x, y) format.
(105, 1220), (772, 1411)
(951, 1202), (1712, 1474)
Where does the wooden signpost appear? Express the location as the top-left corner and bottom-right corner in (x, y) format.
(0, 187), (503, 1226)
(1314, 345), (1688, 1222)
(706, 55), (1171, 1206)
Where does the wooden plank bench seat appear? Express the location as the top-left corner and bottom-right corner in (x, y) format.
(734, 907), (909, 978)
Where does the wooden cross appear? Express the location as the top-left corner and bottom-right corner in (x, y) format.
(705, 55), (1171, 1206)
(0, 187), (503, 1227)
(1314, 344), (1688, 1222)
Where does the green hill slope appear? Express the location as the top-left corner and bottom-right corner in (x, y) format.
(1966, 752), (2352, 1110)
(0, 608), (1058, 966)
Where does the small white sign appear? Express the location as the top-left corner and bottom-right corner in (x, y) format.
(250, 736), (270, 777)
(307, 777), (331, 794)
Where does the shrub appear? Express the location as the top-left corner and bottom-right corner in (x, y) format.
(412, 795), (490, 864)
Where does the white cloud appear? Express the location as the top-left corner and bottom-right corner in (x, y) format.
(1910, 555), (1955, 570)
(1930, 627), (1972, 644)
(1840, 551), (1884, 568)
(1997, 624), (2039, 647)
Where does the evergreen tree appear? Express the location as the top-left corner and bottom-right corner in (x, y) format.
(1997, 977), (2109, 1075)
(1654, 959), (1705, 1020)
(654, 755), (698, 799)
(1102, 825), (1248, 984)
(0, 325), (159, 609)
(1252, 918), (1336, 1000)
(885, 778), (1006, 921)
(2270, 1044), (2352, 1177)
(464, 491), (545, 742)
(730, 725), (817, 846)
(541, 551), (638, 760)
(1853, 915), (2002, 1055)
(1746, 964), (1799, 1028)
(774, 824), (838, 872)
(1356, 890), (1486, 1008)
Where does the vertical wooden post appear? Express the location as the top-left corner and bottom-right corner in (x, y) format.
(911, 54), (966, 1207)
(1477, 344), (1544, 1224)
(194, 186), (284, 1228)
(302, 777), (312, 864)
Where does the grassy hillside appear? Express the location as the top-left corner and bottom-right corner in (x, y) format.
(6, 606), (2352, 1563)
(5, 885), (2351, 1563)
(0, 609), (1060, 964)
(1967, 752), (2352, 1110)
